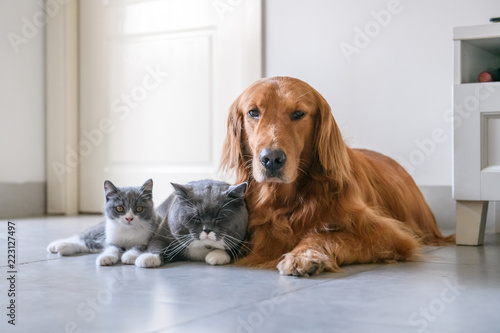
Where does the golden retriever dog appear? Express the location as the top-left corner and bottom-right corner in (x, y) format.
(221, 76), (454, 276)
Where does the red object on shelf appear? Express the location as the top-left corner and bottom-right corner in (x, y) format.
(478, 71), (493, 82)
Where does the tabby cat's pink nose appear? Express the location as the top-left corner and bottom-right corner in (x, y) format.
(126, 217), (134, 222)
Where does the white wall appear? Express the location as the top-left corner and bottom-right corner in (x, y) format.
(265, 0), (500, 186)
(0, 0), (45, 183)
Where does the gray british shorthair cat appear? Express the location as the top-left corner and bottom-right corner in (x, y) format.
(47, 179), (160, 266)
(135, 179), (248, 268)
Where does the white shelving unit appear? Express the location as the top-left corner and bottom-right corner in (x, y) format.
(453, 24), (500, 245)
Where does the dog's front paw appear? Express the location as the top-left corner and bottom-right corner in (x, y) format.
(205, 249), (231, 265)
(276, 250), (330, 277)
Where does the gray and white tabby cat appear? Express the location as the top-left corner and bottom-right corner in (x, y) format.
(135, 180), (248, 268)
(47, 179), (160, 266)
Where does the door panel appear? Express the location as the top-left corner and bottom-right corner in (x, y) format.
(80, 0), (261, 212)
(453, 83), (500, 201)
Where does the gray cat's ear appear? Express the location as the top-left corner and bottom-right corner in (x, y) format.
(140, 179), (153, 199)
(104, 180), (118, 201)
(227, 182), (248, 199)
(171, 182), (189, 198)
(140, 179), (153, 193)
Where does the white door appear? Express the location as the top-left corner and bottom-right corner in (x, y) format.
(79, 0), (262, 212)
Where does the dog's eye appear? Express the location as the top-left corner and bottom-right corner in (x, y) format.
(248, 109), (260, 119)
(290, 110), (305, 121)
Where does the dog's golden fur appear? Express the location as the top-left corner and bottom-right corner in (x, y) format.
(221, 76), (454, 276)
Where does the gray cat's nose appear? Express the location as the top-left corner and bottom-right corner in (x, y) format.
(203, 229), (212, 234)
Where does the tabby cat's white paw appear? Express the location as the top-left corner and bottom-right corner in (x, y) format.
(96, 254), (119, 266)
(47, 241), (77, 255)
(135, 253), (162, 268)
(205, 249), (231, 265)
(47, 236), (87, 256)
(121, 251), (139, 265)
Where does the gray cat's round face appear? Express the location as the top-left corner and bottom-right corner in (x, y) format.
(168, 180), (248, 252)
(103, 179), (156, 228)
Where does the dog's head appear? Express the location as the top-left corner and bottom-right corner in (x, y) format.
(221, 76), (350, 185)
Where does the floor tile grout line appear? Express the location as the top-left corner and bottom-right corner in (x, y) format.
(0, 257), (63, 268)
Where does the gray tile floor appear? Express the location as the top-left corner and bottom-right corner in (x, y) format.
(1, 216), (499, 333)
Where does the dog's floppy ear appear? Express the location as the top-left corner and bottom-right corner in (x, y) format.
(220, 95), (246, 177)
(313, 91), (351, 185)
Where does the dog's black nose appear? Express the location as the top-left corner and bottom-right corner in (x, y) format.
(260, 149), (286, 171)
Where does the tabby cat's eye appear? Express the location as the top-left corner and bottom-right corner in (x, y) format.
(136, 206), (143, 213)
(116, 206), (124, 213)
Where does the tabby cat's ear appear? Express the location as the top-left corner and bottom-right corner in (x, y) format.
(226, 182), (248, 199)
(104, 180), (118, 202)
(171, 183), (189, 198)
(140, 179), (153, 199)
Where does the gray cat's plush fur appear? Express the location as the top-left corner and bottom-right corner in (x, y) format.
(47, 179), (160, 266)
(135, 180), (248, 268)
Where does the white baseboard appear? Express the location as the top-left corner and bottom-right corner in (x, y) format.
(0, 182), (45, 219)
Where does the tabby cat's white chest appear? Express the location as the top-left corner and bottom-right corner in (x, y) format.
(105, 219), (150, 248)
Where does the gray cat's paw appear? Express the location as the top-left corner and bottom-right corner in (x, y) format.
(121, 251), (139, 265)
(96, 254), (119, 266)
(205, 249), (231, 265)
(135, 253), (162, 268)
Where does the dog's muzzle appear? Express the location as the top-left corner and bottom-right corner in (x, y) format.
(259, 148), (287, 181)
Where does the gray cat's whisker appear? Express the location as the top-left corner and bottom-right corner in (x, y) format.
(220, 235), (240, 252)
(217, 197), (240, 213)
(222, 233), (245, 243)
(170, 240), (194, 257)
(222, 237), (245, 260)
(163, 238), (194, 260)
(176, 197), (196, 210)
(151, 233), (176, 241)
(222, 235), (254, 256)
